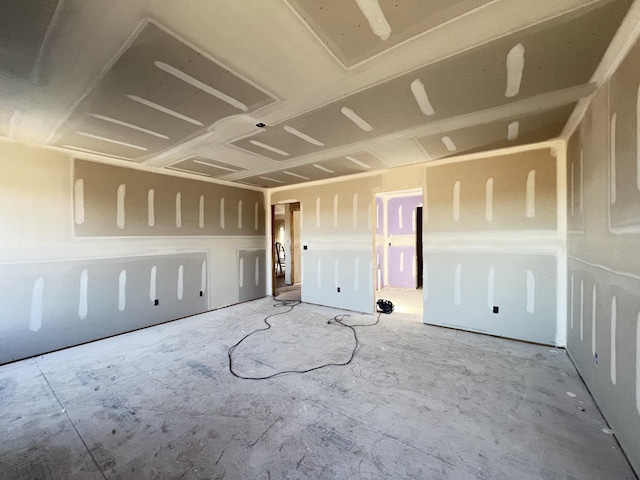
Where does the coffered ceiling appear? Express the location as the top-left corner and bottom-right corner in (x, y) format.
(0, 0), (636, 188)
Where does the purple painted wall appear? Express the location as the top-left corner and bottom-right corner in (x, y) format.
(387, 195), (422, 236)
(388, 246), (416, 288)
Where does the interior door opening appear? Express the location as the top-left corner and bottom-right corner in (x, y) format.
(373, 189), (423, 316)
(272, 201), (301, 300)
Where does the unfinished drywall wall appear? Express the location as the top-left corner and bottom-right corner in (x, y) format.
(270, 155), (562, 344)
(0, 253), (207, 363)
(0, 140), (265, 364)
(566, 35), (640, 472)
(424, 147), (563, 346)
(74, 160), (265, 237)
(271, 174), (384, 312)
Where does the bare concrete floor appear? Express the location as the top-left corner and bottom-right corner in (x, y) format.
(376, 287), (423, 316)
(0, 298), (636, 479)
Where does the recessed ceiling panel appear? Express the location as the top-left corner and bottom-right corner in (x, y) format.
(231, 1), (630, 161)
(0, 0), (59, 80)
(416, 103), (576, 160)
(51, 21), (277, 161)
(166, 156), (247, 178)
(287, 0), (492, 68)
(237, 151), (389, 187)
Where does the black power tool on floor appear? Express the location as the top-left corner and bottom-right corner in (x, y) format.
(376, 299), (394, 314)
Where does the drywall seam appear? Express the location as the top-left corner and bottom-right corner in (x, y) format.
(610, 295), (617, 385)
(636, 312), (640, 415)
(79, 269), (88, 320)
(565, 347), (639, 476)
(29, 277), (44, 332)
(485, 178), (493, 221)
(570, 273), (574, 330)
(45, 18), (149, 144)
(422, 140), (565, 170)
(567, 257), (640, 283)
(151, 20), (280, 101)
(487, 265), (495, 307)
(561, 0), (640, 140)
(526, 270), (536, 314)
(44, 142), (266, 192)
(225, 147), (390, 186)
(556, 142), (568, 347)
(70, 234), (266, 241)
(50, 16), (280, 148)
(425, 246), (558, 256)
(0, 249), (215, 267)
(286, 0), (599, 75)
(556, 252), (568, 346)
(423, 230), (565, 242)
(607, 85), (640, 236)
(74, 179), (85, 225)
(68, 159), (76, 240)
(284, 0), (505, 71)
(255, 101), (581, 187)
(265, 190), (273, 295)
(284, 203), (293, 285)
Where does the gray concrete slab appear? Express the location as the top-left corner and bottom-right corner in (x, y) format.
(0, 298), (636, 479)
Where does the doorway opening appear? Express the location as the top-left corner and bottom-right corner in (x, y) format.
(271, 201), (301, 301)
(373, 189), (423, 316)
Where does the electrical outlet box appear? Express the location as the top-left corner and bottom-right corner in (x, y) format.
(154, 299), (159, 306)
(337, 287), (341, 293)
(492, 306), (499, 314)
(303, 245), (308, 250)
(199, 291), (203, 297)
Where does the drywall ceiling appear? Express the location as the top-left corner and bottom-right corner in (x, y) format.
(0, 0), (635, 187)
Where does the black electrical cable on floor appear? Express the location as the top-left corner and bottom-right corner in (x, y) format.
(227, 296), (382, 380)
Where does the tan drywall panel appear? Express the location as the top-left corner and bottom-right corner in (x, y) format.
(231, 1), (630, 162)
(567, 82), (640, 274)
(272, 175), (382, 235)
(0, 140), (71, 248)
(0, 140), (267, 364)
(0, 105), (16, 138)
(417, 104), (575, 160)
(0, 252), (208, 365)
(566, 126), (585, 232)
(566, 33), (640, 473)
(609, 37), (640, 230)
(567, 259), (640, 474)
(74, 159), (265, 237)
(381, 164), (425, 192)
(167, 156), (247, 178)
(272, 174), (383, 312)
(239, 151), (387, 188)
(293, 210), (301, 282)
(425, 148), (557, 232)
(287, 0), (491, 67)
(0, 0), (59, 80)
(425, 252), (557, 345)
(52, 21), (276, 161)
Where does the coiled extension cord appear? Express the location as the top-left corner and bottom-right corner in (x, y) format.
(227, 297), (382, 380)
